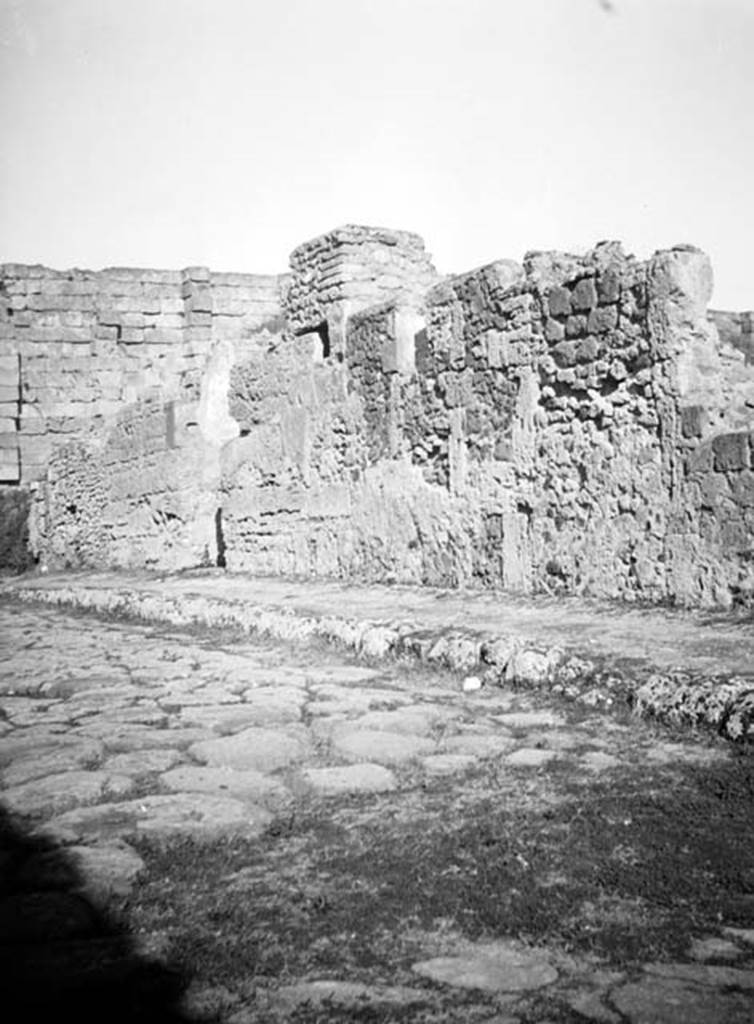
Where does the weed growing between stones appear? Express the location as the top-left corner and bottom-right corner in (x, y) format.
(124, 752), (754, 1005)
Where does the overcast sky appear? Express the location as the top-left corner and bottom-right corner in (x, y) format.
(1, 0), (752, 308)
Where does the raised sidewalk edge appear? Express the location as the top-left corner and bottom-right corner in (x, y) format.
(2, 570), (753, 743)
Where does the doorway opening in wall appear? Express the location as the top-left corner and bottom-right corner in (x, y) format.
(214, 508), (227, 568)
(296, 322), (331, 362)
(314, 321), (330, 360)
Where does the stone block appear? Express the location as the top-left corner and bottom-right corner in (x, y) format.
(732, 470), (754, 507)
(485, 330), (509, 368)
(712, 432), (749, 472)
(0, 354), (20, 376)
(587, 305), (618, 333)
(120, 328), (145, 344)
(0, 447), (19, 482)
(571, 277), (598, 311)
(545, 318), (565, 342)
(681, 404), (706, 438)
(565, 314), (588, 338)
(0, 417), (16, 432)
(552, 340), (577, 366)
(547, 286), (571, 317)
(0, 385), (19, 402)
(575, 337), (599, 363)
(699, 471), (730, 509)
(597, 268), (621, 304)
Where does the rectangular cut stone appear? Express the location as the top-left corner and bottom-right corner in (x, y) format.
(547, 286), (571, 317)
(0, 448), (19, 482)
(712, 432), (748, 472)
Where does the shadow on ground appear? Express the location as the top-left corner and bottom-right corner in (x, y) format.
(0, 805), (196, 1023)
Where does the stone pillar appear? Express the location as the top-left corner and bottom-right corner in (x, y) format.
(0, 354), (20, 483)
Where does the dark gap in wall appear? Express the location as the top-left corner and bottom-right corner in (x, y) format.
(316, 321), (331, 359)
(294, 322), (330, 360)
(214, 508), (226, 568)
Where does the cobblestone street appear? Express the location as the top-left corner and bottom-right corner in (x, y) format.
(1, 594), (753, 1023)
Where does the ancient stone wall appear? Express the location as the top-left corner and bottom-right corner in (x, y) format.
(284, 225), (437, 356)
(2, 225), (753, 608)
(0, 263), (285, 486)
(709, 309), (754, 364)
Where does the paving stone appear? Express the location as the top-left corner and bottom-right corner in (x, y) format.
(523, 729), (584, 750)
(182, 689), (304, 729)
(580, 751), (622, 771)
(643, 961), (754, 989)
(39, 675), (130, 699)
(412, 940), (558, 992)
(2, 770), (136, 816)
(564, 989), (621, 1023)
(307, 684), (411, 716)
(723, 926), (754, 946)
(66, 841), (145, 899)
(421, 753), (478, 776)
(160, 765), (291, 806)
(103, 748), (183, 775)
(48, 792), (271, 842)
(74, 722), (212, 750)
(493, 710), (567, 729)
(176, 703), (289, 733)
(351, 704), (452, 737)
(0, 731), (104, 767)
(611, 975), (752, 1023)
(69, 705), (169, 727)
(189, 726), (312, 772)
(1, 737), (105, 786)
(269, 980), (429, 1012)
(160, 687), (244, 707)
(689, 935), (744, 960)
(331, 728), (435, 765)
(301, 763), (397, 794)
(645, 742), (724, 766)
(443, 732), (516, 758)
(506, 748), (559, 767)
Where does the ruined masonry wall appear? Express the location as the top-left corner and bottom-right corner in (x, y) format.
(284, 225), (437, 355)
(0, 264), (285, 487)
(3, 225), (753, 608)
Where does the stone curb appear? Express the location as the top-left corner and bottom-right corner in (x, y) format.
(6, 583), (754, 743)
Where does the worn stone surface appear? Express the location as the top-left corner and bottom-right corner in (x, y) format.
(48, 792), (270, 841)
(3, 769), (136, 817)
(300, 763), (397, 795)
(159, 765), (291, 806)
(189, 727), (312, 772)
(330, 727), (436, 765)
(610, 975), (753, 1023)
(411, 941), (558, 992)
